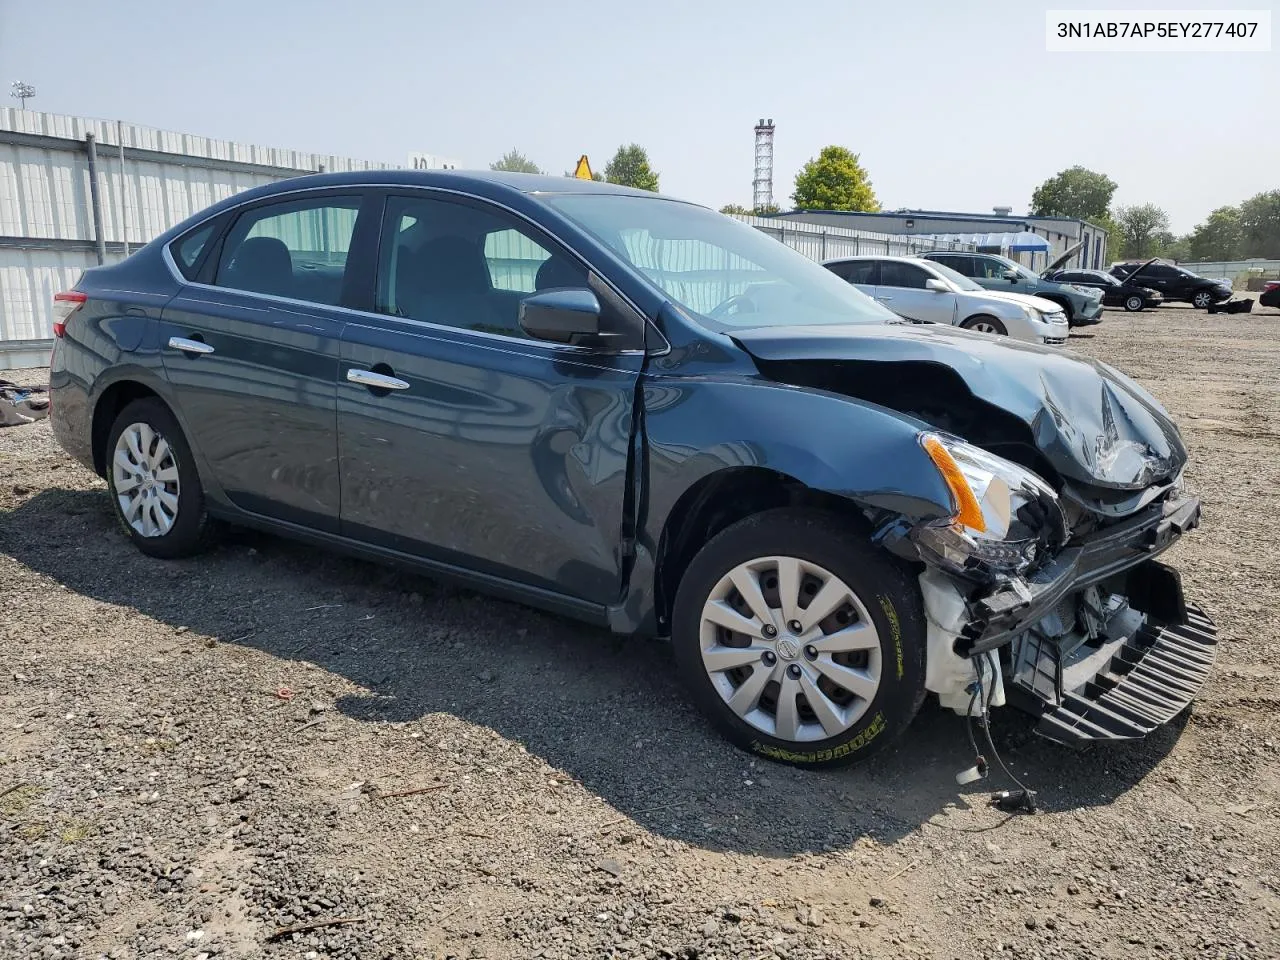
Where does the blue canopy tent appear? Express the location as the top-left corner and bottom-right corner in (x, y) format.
(924, 231), (1054, 270)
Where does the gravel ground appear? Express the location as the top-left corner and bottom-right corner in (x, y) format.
(2, 301), (1279, 960)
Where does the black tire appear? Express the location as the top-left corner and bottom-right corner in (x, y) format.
(960, 314), (1008, 336)
(1191, 290), (1213, 309)
(105, 398), (218, 559)
(671, 508), (926, 769)
(1123, 294), (1145, 312)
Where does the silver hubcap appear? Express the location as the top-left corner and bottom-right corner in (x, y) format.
(112, 422), (180, 538)
(970, 320), (999, 333)
(1127, 297), (1142, 310)
(699, 556), (882, 743)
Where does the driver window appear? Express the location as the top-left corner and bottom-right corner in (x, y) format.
(375, 194), (588, 339)
(879, 262), (929, 289)
(974, 258), (1013, 280)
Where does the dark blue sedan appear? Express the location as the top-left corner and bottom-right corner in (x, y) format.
(49, 171), (1217, 771)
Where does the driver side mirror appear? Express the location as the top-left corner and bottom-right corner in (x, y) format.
(519, 288), (601, 345)
(924, 278), (949, 293)
(1002, 269), (1019, 282)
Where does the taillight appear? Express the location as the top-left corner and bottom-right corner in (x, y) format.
(53, 291), (87, 338)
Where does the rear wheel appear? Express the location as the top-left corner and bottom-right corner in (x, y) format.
(106, 398), (217, 558)
(1192, 290), (1213, 309)
(960, 315), (1007, 335)
(1124, 294), (1145, 312)
(671, 509), (926, 768)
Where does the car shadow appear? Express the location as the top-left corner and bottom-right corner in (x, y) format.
(0, 488), (1186, 857)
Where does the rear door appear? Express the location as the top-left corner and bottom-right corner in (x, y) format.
(875, 261), (956, 324)
(158, 190), (376, 532)
(335, 189), (645, 603)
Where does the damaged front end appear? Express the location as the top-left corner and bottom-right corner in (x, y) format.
(889, 432), (1217, 745)
(733, 322), (1218, 745)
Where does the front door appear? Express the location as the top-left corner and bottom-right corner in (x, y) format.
(874, 261), (957, 325)
(972, 255), (1031, 295)
(336, 191), (644, 604)
(159, 191), (375, 532)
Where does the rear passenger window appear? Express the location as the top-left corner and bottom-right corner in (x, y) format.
(172, 223), (215, 279)
(214, 197), (362, 306)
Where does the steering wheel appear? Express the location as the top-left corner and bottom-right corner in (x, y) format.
(708, 293), (759, 320)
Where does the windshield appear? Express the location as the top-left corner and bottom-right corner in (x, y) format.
(544, 194), (898, 328)
(926, 260), (984, 292)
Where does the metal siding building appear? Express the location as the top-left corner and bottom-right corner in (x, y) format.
(0, 108), (421, 367)
(770, 209), (1109, 273)
(1, 109), (972, 369)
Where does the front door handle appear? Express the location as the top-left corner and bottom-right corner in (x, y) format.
(876, 295), (893, 302)
(168, 336), (214, 356)
(346, 368), (410, 391)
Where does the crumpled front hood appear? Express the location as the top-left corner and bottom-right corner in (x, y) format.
(733, 321), (1186, 490)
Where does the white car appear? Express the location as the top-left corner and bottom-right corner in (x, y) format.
(824, 255), (1070, 346)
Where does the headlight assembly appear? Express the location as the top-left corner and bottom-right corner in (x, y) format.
(914, 434), (1068, 577)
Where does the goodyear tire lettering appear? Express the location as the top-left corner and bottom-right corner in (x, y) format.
(877, 595), (905, 680)
(750, 711), (887, 764)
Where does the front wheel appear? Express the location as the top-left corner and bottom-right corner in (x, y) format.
(1124, 294), (1145, 312)
(105, 398), (218, 559)
(671, 509), (926, 768)
(960, 315), (1008, 335)
(1192, 290), (1213, 309)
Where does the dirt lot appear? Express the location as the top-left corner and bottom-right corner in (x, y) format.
(2, 301), (1279, 960)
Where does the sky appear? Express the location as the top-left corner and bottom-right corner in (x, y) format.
(1, 0), (1275, 233)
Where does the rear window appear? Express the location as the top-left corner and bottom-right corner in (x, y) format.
(171, 223), (216, 279)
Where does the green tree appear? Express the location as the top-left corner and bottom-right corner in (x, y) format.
(603, 144), (660, 191)
(1188, 206), (1242, 261)
(792, 146), (879, 212)
(719, 203), (751, 215)
(1152, 232), (1191, 262)
(754, 202), (781, 216)
(490, 149), (543, 174)
(1239, 189), (1280, 258)
(1114, 203), (1171, 259)
(1029, 166), (1118, 221)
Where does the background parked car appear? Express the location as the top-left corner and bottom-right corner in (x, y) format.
(1261, 280), (1280, 309)
(1110, 259), (1233, 309)
(923, 247), (1104, 327)
(824, 255), (1069, 345)
(1045, 268), (1163, 312)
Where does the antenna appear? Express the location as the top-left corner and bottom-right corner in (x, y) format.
(752, 118), (775, 212)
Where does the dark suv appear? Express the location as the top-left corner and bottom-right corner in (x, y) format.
(1110, 259), (1232, 309)
(48, 170), (1217, 770)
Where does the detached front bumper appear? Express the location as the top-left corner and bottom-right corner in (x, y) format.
(922, 493), (1216, 743)
(1032, 601), (1217, 743)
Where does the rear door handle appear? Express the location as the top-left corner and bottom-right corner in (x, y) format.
(346, 368), (410, 391)
(876, 295), (893, 302)
(168, 336), (214, 356)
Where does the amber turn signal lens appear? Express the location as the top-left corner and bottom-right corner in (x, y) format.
(921, 435), (987, 534)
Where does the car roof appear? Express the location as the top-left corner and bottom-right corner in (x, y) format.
(261, 168), (665, 198)
(822, 254), (934, 265)
(143, 169), (698, 252)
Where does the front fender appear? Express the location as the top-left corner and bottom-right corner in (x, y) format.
(606, 375), (955, 635)
(643, 376), (954, 527)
